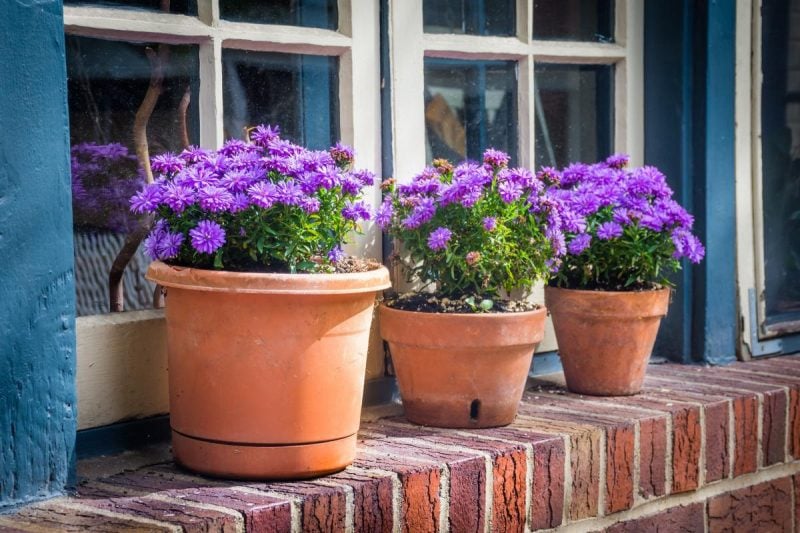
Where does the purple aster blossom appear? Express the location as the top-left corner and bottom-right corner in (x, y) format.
(561, 163), (592, 187)
(275, 181), (304, 206)
(536, 166), (561, 186)
(483, 216), (497, 231)
(179, 145), (212, 164)
(299, 196), (321, 214)
(220, 168), (257, 192)
(316, 166), (341, 190)
(268, 139), (303, 158)
(612, 208), (633, 225)
(605, 153), (630, 169)
(189, 220), (226, 254)
(655, 198), (694, 228)
(597, 221), (624, 240)
(549, 231), (567, 257)
(219, 139), (249, 157)
(157, 231), (184, 259)
(162, 183), (196, 212)
(482, 148), (510, 169)
(570, 190), (601, 216)
(229, 192), (251, 213)
(248, 181), (278, 209)
(330, 143), (355, 167)
(143, 232), (162, 260)
(227, 152), (265, 173)
(639, 213), (664, 232)
(401, 197), (436, 229)
(328, 246), (346, 263)
(559, 210), (587, 234)
(341, 200), (371, 221)
(671, 229), (705, 263)
(498, 179), (524, 204)
(349, 169), (375, 187)
(498, 167), (535, 189)
(176, 165), (218, 189)
(567, 233), (592, 255)
(151, 153), (184, 175)
(340, 176), (362, 195)
(130, 183), (162, 214)
(398, 177), (441, 196)
(298, 150), (336, 173)
(427, 227), (452, 251)
(198, 185), (234, 212)
(374, 198), (394, 229)
(250, 124), (280, 147)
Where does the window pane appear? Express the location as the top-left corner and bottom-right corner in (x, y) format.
(534, 63), (613, 168)
(222, 50), (339, 150)
(760, 0), (800, 325)
(219, 0), (337, 30)
(533, 0), (613, 42)
(423, 0), (515, 36)
(424, 59), (517, 164)
(64, 0), (196, 16)
(66, 36), (200, 316)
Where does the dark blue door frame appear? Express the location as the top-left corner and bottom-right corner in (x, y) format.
(0, 0), (77, 510)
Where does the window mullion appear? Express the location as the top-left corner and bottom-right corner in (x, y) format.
(197, 0), (219, 27)
(199, 37), (224, 149)
(621, 0), (643, 165)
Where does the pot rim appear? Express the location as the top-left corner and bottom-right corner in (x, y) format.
(545, 285), (672, 296)
(379, 301), (547, 320)
(147, 260), (392, 295)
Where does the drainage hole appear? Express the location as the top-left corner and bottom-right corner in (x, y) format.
(470, 399), (481, 420)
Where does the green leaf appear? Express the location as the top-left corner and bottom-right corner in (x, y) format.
(479, 299), (494, 311)
(213, 250), (224, 269)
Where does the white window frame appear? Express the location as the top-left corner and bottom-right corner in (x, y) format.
(386, 0), (643, 352)
(65, 0), (383, 429)
(734, 0), (800, 359)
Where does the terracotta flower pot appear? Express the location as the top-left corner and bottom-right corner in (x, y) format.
(379, 304), (546, 428)
(545, 286), (671, 396)
(147, 261), (391, 480)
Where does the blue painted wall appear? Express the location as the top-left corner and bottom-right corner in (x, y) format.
(0, 0), (77, 510)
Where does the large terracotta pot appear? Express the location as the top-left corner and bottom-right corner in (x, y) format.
(545, 286), (671, 396)
(147, 261), (391, 479)
(379, 305), (546, 428)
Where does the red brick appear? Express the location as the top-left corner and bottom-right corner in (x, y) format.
(599, 502), (705, 533)
(703, 400), (730, 482)
(749, 356), (800, 376)
(510, 414), (601, 521)
(250, 481), (346, 533)
(0, 504), (176, 532)
(708, 477), (793, 532)
(357, 435), (486, 532)
(762, 390), (788, 465)
(638, 416), (667, 498)
(362, 420), (526, 533)
(326, 470), (394, 533)
(795, 474), (800, 528)
(482, 428), (565, 531)
(732, 396), (759, 475)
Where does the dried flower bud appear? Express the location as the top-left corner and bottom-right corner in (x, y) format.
(465, 251), (481, 266)
(432, 158), (453, 174)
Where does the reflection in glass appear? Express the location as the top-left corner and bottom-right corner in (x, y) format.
(423, 0), (515, 36)
(533, 0), (613, 42)
(534, 63), (613, 168)
(761, 0), (800, 325)
(66, 36), (200, 315)
(220, 0), (337, 30)
(223, 50), (339, 150)
(424, 59), (517, 164)
(64, 0), (196, 15)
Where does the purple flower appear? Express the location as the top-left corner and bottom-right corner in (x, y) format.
(605, 153), (630, 169)
(275, 181), (304, 206)
(328, 246), (346, 264)
(198, 185), (234, 213)
(219, 139), (249, 157)
(374, 199), (394, 229)
(220, 169), (257, 192)
(189, 220), (226, 254)
(299, 196), (321, 214)
(536, 166), (561, 186)
(179, 146), (212, 164)
(250, 124), (280, 147)
(483, 216), (497, 231)
(498, 179), (524, 204)
(151, 153), (184, 175)
(561, 163), (591, 187)
(567, 233), (592, 255)
(483, 148), (510, 169)
(401, 197), (436, 229)
(349, 169), (375, 187)
(672, 229), (705, 263)
(229, 192), (250, 213)
(177, 165), (218, 189)
(342, 200), (371, 221)
(162, 183), (195, 212)
(130, 183), (162, 214)
(427, 227), (452, 251)
(157, 231), (184, 259)
(597, 221), (623, 240)
(248, 182), (278, 209)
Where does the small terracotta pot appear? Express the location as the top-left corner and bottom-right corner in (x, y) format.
(379, 304), (546, 428)
(545, 286), (671, 396)
(148, 261), (390, 479)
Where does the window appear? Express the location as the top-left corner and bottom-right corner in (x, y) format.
(65, 0), (382, 429)
(387, 0), (642, 352)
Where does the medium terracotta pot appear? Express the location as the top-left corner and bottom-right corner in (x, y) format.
(147, 261), (390, 479)
(545, 286), (671, 396)
(379, 304), (546, 428)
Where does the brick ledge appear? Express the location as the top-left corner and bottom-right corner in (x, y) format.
(2, 355), (800, 531)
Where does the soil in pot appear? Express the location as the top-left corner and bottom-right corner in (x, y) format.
(545, 286), (670, 396)
(380, 297), (546, 428)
